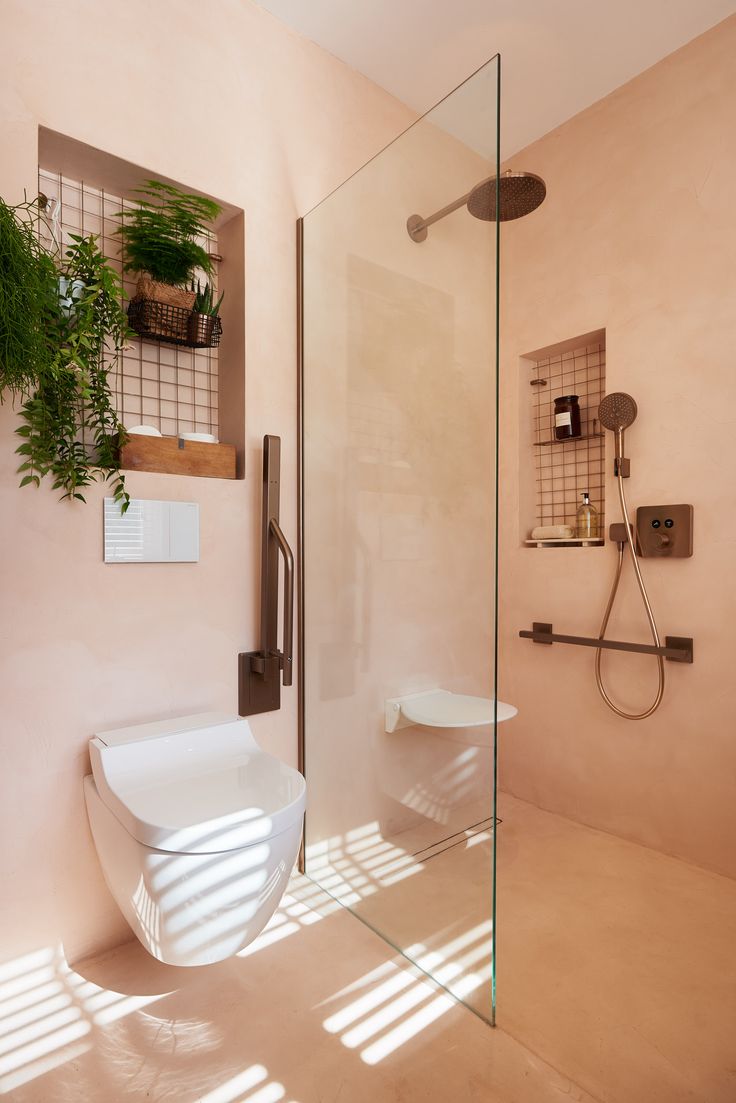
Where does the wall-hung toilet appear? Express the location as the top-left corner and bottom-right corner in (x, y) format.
(84, 713), (306, 967)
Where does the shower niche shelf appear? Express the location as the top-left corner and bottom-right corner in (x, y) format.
(520, 329), (606, 547)
(524, 537), (603, 548)
(385, 690), (517, 733)
(534, 433), (604, 447)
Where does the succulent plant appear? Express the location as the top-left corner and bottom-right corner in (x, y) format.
(191, 279), (224, 317)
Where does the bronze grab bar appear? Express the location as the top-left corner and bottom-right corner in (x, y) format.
(519, 622), (693, 664)
(269, 518), (294, 686)
(239, 434), (296, 715)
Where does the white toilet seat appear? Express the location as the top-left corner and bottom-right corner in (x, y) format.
(90, 713), (305, 854)
(85, 713), (306, 966)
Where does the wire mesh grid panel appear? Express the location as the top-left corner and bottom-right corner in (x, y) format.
(530, 340), (606, 532)
(37, 169), (219, 439)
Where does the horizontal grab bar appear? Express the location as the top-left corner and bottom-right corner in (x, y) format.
(519, 622), (693, 663)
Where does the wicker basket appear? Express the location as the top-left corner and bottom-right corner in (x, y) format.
(128, 297), (190, 343)
(135, 276), (196, 311)
(127, 298), (222, 348)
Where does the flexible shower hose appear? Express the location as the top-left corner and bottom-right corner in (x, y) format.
(595, 469), (665, 719)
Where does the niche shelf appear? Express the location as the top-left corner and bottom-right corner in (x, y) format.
(120, 435), (236, 479)
(524, 536), (603, 548)
(520, 329), (606, 547)
(37, 128), (246, 479)
(534, 433), (603, 447)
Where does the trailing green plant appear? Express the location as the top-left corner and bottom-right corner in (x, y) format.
(0, 195), (58, 399)
(16, 233), (131, 510)
(116, 181), (222, 287)
(191, 279), (224, 317)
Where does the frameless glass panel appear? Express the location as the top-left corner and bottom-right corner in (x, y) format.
(300, 55), (500, 1025)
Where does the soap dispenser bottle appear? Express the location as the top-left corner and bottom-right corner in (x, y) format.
(576, 492), (599, 538)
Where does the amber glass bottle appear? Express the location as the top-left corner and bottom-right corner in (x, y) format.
(553, 394), (582, 440)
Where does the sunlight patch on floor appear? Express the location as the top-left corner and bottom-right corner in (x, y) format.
(197, 1062), (300, 1103)
(305, 821), (426, 907)
(235, 878), (340, 960)
(319, 919), (493, 1065)
(0, 945), (170, 1095)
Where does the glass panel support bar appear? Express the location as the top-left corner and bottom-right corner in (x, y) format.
(519, 622), (693, 663)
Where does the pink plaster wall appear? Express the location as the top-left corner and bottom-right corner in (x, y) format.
(498, 16), (736, 878)
(0, 0), (413, 964)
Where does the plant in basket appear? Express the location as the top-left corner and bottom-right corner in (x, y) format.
(188, 279), (224, 347)
(116, 181), (221, 342)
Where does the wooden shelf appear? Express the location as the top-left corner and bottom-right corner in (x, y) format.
(120, 435), (236, 479)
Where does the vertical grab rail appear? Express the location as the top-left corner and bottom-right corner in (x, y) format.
(269, 518), (294, 686)
(239, 434), (295, 715)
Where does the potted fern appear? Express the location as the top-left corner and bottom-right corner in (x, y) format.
(117, 181), (221, 342)
(188, 280), (224, 347)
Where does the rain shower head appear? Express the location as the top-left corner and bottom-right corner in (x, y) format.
(407, 169), (546, 241)
(598, 392), (638, 432)
(467, 171), (547, 222)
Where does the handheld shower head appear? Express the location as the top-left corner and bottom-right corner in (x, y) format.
(598, 392), (637, 472)
(598, 392), (637, 432)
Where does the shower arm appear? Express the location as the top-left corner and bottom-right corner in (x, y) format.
(407, 190), (474, 240)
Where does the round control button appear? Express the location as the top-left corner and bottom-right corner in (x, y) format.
(651, 519), (661, 528)
(664, 518), (674, 528)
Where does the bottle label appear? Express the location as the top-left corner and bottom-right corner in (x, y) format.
(555, 411), (571, 427)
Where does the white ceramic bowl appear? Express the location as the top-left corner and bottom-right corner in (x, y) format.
(127, 424), (162, 437)
(180, 432), (218, 444)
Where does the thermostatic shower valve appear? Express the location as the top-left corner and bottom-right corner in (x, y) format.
(636, 504), (693, 557)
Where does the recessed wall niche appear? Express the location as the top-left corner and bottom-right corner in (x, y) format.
(37, 128), (246, 478)
(519, 329), (606, 547)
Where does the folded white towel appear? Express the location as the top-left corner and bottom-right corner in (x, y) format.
(530, 525), (574, 540)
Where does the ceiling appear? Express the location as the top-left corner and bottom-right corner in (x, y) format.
(255, 0), (736, 156)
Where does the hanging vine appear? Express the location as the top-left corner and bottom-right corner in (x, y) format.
(0, 195), (57, 398)
(15, 232), (131, 509)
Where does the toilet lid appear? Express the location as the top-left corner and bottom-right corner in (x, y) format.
(90, 715), (306, 854)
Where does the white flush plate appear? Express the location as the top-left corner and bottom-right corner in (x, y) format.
(104, 498), (199, 563)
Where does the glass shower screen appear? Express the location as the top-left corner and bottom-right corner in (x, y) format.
(299, 56), (501, 1025)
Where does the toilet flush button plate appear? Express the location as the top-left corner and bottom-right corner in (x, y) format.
(104, 498), (199, 562)
(636, 504), (693, 558)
